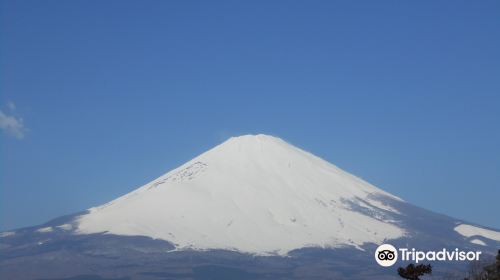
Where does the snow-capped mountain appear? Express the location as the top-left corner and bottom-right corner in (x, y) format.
(76, 134), (405, 255)
(1, 134), (499, 280)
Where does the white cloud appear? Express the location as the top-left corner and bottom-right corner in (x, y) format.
(0, 108), (26, 139)
(7, 101), (16, 110)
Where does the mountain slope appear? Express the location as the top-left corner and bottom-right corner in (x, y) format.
(76, 134), (405, 255)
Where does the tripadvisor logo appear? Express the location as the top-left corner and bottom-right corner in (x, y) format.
(375, 244), (482, 267)
(375, 244), (398, 267)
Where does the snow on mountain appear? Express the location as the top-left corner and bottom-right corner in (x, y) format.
(75, 134), (406, 255)
(0, 232), (15, 238)
(470, 239), (487, 246)
(454, 224), (500, 242)
(35, 227), (53, 233)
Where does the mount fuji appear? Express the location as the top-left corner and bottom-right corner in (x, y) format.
(1, 134), (499, 280)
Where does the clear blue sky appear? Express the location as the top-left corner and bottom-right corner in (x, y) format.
(1, 1), (499, 231)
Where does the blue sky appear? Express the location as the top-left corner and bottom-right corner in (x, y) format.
(1, 1), (499, 231)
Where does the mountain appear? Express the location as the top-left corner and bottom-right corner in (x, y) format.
(77, 134), (405, 255)
(1, 134), (499, 280)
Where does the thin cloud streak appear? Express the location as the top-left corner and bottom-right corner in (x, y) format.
(0, 107), (26, 139)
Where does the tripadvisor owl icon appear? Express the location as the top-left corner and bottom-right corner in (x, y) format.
(375, 244), (398, 267)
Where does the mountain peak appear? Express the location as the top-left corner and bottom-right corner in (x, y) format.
(223, 134), (287, 147)
(228, 133), (280, 140)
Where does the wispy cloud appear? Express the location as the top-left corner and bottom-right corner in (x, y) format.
(7, 101), (16, 111)
(0, 102), (26, 139)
